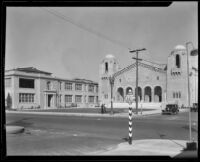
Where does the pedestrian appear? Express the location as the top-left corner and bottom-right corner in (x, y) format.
(103, 104), (106, 113)
(101, 103), (104, 114)
(140, 100), (143, 114)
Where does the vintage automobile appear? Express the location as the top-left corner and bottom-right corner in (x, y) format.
(191, 103), (198, 112)
(162, 104), (179, 115)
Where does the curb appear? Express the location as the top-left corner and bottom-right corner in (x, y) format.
(6, 110), (162, 118)
(6, 125), (25, 134)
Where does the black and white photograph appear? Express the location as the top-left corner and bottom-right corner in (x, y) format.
(3, 1), (198, 159)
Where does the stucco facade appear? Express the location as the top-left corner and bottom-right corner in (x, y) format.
(99, 45), (198, 107)
(5, 67), (98, 109)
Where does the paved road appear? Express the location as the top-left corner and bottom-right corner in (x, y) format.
(5, 111), (198, 155)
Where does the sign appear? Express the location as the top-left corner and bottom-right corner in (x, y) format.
(125, 90), (135, 105)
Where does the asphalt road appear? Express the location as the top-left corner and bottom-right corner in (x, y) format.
(5, 111), (198, 155)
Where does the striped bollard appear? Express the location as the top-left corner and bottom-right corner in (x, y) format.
(128, 106), (133, 145)
(125, 89), (134, 145)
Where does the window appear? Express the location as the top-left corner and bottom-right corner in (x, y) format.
(105, 62), (108, 73)
(65, 95), (72, 103)
(176, 93), (178, 98)
(5, 78), (11, 87)
(65, 82), (72, 90)
(19, 78), (34, 88)
(104, 94), (108, 99)
(75, 84), (82, 91)
(173, 92), (175, 98)
(88, 96), (95, 103)
(176, 54), (180, 68)
(75, 95), (82, 103)
(19, 93), (34, 103)
(96, 86), (98, 93)
(47, 81), (51, 90)
(179, 92), (181, 98)
(96, 96), (98, 103)
(157, 76), (159, 80)
(88, 84), (94, 92)
(59, 82), (62, 90)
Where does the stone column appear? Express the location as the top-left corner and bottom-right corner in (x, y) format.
(44, 93), (46, 109)
(151, 87), (154, 103)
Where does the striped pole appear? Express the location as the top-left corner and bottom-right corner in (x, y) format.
(128, 106), (133, 145)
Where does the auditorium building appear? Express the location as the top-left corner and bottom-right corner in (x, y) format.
(5, 67), (98, 109)
(99, 45), (198, 107)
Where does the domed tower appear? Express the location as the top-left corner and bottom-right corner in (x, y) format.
(99, 54), (119, 105)
(166, 45), (196, 107)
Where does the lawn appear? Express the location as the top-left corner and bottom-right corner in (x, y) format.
(17, 107), (155, 114)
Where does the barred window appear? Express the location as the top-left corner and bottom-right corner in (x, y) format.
(65, 95), (72, 103)
(173, 92), (175, 98)
(96, 96), (98, 103)
(176, 93), (178, 98)
(19, 93), (34, 103)
(75, 95), (82, 103)
(96, 86), (98, 93)
(75, 84), (82, 91)
(89, 85), (94, 92)
(65, 82), (72, 90)
(88, 96), (95, 103)
(179, 92), (181, 98)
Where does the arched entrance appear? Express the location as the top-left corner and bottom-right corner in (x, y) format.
(135, 87), (142, 102)
(154, 86), (162, 102)
(126, 87), (133, 95)
(144, 86), (152, 102)
(117, 87), (124, 102)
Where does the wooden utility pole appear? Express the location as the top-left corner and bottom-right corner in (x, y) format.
(130, 48), (146, 114)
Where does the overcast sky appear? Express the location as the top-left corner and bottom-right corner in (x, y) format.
(5, 2), (198, 82)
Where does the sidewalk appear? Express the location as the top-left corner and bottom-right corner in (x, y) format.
(92, 139), (197, 158)
(6, 108), (188, 118)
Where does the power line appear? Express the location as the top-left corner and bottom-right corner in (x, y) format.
(142, 59), (166, 66)
(40, 7), (166, 67)
(40, 7), (130, 50)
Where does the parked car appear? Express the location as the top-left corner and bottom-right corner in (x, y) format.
(191, 103), (198, 112)
(162, 104), (179, 115)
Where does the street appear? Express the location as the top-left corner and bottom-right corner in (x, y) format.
(6, 111), (198, 155)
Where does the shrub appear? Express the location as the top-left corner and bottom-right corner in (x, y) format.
(6, 93), (12, 109)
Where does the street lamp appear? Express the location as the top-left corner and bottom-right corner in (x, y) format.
(109, 75), (115, 115)
(185, 42), (198, 150)
(130, 48), (146, 114)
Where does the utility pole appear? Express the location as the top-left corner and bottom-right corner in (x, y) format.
(109, 75), (115, 115)
(130, 48), (146, 114)
(185, 42), (198, 150)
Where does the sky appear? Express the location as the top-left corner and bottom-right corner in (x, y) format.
(5, 2), (198, 82)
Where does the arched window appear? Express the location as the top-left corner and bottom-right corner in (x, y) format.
(47, 81), (51, 90)
(176, 54), (180, 68)
(105, 62), (108, 73)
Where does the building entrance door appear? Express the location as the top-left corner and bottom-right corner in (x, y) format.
(48, 94), (53, 107)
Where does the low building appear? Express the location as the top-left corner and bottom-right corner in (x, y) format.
(5, 67), (99, 109)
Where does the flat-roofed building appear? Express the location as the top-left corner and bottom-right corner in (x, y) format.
(5, 67), (98, 109)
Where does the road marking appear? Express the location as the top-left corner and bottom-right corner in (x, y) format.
(73, 134), (78, 136)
